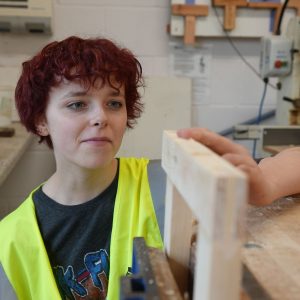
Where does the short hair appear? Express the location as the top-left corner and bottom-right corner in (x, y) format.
(15, 36), (144, 148)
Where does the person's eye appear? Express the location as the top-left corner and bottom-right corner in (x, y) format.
(66, 101), (87, 111)
(107, 100), (123, 110)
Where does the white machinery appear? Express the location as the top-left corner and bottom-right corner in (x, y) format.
(0, 0), (52, 34)
(260, 36), (293, 79)
(234, 17), (300, 152)
(276, 16), (300, 125)
(259, 16), (300, 126)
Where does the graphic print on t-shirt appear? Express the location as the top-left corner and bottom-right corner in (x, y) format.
(53, 249), (109, 300)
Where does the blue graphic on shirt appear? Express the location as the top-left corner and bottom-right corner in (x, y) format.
(84, 250), (109, 290)
(55, 265), (87, 298)
(53, 249), (109, 300)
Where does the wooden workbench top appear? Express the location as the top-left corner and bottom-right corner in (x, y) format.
(0, 122), (32, 186)
(243, 197), (300, 299)
(263, 145), (297, 155)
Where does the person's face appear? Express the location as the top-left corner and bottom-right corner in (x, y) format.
(37, 79), (127, 170)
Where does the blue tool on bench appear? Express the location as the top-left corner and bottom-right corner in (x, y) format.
(120, 237), (160, 299)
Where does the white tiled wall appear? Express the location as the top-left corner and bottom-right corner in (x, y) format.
(0, 1), (277, 215)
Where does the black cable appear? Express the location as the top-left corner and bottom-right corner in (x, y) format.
(212, 5), (278, 90)
(275, 0), (290, 35)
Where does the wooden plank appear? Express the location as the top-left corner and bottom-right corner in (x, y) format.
(288, 0), (300, 16)
(163, 179), (195, 295)
(120, 238), (183, 299)
(263, 145), (296, 155)
(257, 0), (300, 20)
(184, 15), (196, 45)
(162, 131), (247, 300)
(224, 4), (237, 30)
(244, 197), (300, 299)
(247, 2), (281, 9)
(213, 0), (248, 31)
(241, 264), (272, 300)
(213, 0), (247, 5)
(171, 4), (208, 45)
(172, 4), (209, 16)
(171, 0), (297, 38)
(248, 0), (300, 32)
(148, 247), (183, 300)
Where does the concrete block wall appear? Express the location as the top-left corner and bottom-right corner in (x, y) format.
(0, 1), (277, 215)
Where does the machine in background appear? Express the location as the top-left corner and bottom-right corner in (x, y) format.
(234, 16), (300, 155)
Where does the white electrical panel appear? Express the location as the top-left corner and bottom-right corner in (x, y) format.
(0, 0), (52, 34)
(260, 36), (293, 78)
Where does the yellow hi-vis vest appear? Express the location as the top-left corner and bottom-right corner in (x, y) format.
(0, 157), (163, 300)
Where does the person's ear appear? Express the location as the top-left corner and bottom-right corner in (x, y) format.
(36, 118), (49, 136)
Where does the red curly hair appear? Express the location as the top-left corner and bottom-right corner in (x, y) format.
(15, 36), (144, 148)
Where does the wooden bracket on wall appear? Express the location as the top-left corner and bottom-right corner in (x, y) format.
(247, 1), (282, 34)
(214, 0), (300, 33)
(212, 0), (248, 31)
(248, 0), (300, 34)
(172, 4), (209, 45)
(171, 0), (300, 41)
(288, 0), (300, 16)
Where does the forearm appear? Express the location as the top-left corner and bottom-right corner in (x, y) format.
(176, 128), (300, 206)
(258, 147), (300, 202)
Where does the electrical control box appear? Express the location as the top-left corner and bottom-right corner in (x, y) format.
(260, 36), (293, 78)
(0, 0), (52, 34)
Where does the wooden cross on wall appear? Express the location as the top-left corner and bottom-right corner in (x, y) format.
(212, 0), (248, 31)
(172, 4), (209, 45)
(172, 1), (300, 44)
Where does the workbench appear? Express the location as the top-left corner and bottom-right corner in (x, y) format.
(0, 122), (32, 186)
(122, 197), (300, 299)
(263, 145), (298, 155)
(244, 197), (300, 300)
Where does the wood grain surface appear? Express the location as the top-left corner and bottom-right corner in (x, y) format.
(243, 197), (300, 299)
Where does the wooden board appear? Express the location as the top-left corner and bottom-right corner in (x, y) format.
(148, 247), (183, 299)
(243, 197), (300, 299)
(172, 4), (209, 44)
(160, 130), (300, 299)
(171, 0), (296, 38)
(162, 130), (247, 300)
(213, 0), (248, 31)
(263, 145), (297, 155)
(172, 4), (209, 16)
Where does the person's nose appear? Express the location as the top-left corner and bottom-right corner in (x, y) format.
(90, 105), (108, 128)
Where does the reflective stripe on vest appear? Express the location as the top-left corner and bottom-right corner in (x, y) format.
(0, 264), (17, 300)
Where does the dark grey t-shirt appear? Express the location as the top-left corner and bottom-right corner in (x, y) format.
(32, 168), (118, 300)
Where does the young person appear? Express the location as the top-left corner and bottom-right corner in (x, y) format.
(178, 128), (300, 206)
(0, 36), (163, 300)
